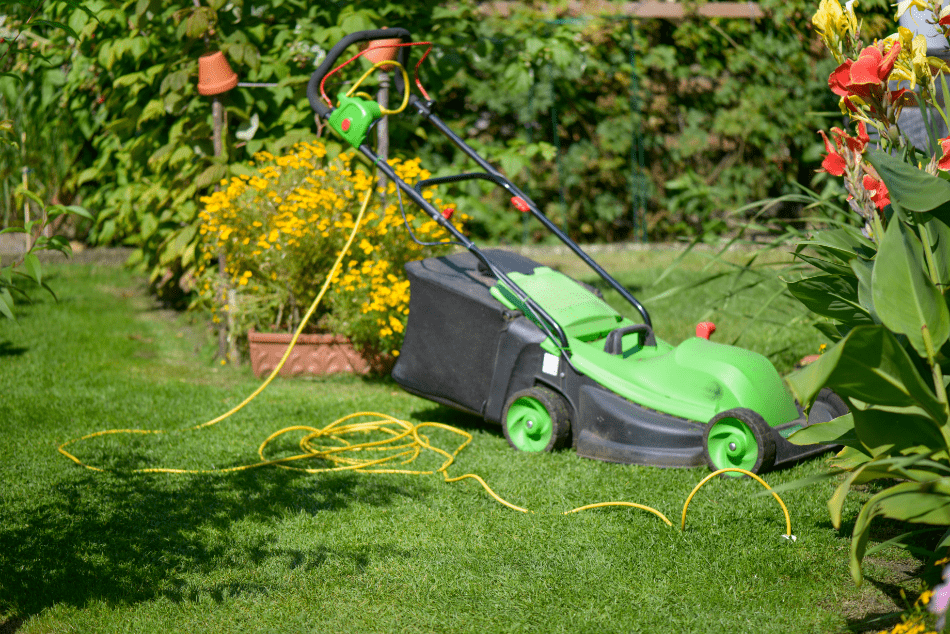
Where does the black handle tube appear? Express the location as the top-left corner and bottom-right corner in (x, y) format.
(604, 324), (656, 355)
(307, 28), (412, 119)
(409, 99), (652, 328)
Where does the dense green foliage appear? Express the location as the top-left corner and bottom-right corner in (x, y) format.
(0, 0), (894, 298)
(0, 0), (93, 318)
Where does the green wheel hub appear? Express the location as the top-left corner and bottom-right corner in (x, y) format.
(505, 396), (554, 452)
(706, 417), (757, 476)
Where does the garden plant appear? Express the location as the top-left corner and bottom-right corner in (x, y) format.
(195, 139), (463, 360)
(784, 0), (950, 623)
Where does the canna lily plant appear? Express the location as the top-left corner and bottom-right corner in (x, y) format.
(788, 0), (950, 585)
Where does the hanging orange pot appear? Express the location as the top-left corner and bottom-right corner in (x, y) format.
(364, 36), (401, 64)
(197, 51), (238, 96)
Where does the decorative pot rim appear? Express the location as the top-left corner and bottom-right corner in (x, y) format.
(247, 329), (351, 345)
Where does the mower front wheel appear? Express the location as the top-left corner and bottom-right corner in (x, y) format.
(502, 387), (571, 453)
(703, 408), (776, 476)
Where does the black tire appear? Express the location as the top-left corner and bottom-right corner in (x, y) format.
(703, 408), (776, 475)
(807, 388), (849, 425)
(502, 386), (572, 453)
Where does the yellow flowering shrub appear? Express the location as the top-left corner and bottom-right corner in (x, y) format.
(195, 140), (465, 358)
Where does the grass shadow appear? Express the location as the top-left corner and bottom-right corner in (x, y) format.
(0, 468), (412, 624)
(0, 341), (28, 357)
(410, 404), (500, 438)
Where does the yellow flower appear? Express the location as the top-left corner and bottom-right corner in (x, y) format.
(813, 0), (858, 61)
(895, 0), (930, 20)
(389, 314), (404, 334)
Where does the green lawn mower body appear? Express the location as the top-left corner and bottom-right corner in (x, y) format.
(391, 249), (842, 473)
(308, 28), (845, 475)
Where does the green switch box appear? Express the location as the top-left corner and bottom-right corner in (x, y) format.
(328, 93), (382, 148)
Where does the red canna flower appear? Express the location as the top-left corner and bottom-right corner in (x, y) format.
(819, 130), (847, 176)
(862, 174), (890, 209)
(938, 138), (950, 172)
(818, 122), (869, 177)
(850, 44), (900, 88)
(828, 42), (907, 123)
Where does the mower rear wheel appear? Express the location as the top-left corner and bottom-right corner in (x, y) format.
(807, 388), (849, 425)
(703, 408), (775, 476)
(503, 387), (571, 453)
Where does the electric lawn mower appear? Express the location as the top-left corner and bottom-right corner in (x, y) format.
(307, 29), (846, 475)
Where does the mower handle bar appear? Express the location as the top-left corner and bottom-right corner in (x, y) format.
(413, 168), (652, 328)
(604, 324), (656, 355)
(307, 28), (413, 119)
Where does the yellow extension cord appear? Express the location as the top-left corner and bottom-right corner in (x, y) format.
(57, 186), (795, 536)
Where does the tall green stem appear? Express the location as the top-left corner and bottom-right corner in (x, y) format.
(922, 323), (949, 417)
(917, 218), (942, 287)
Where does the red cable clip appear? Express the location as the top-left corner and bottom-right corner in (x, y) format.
(696, 322), (716, 340)
(511, 196), (530, 213)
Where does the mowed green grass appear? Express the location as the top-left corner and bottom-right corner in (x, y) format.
(0, 253), (925, 633)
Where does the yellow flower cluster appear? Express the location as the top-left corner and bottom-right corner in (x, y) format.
(812, 0), (859, 62)
(195, 139), (465, 357)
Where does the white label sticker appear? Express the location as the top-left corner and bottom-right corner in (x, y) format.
(542, 352), (559, 376)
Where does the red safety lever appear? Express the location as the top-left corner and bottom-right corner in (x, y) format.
(511, 196), (530, 213)
(696, 322), (716, 340)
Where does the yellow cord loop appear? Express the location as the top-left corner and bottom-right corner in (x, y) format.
(344, 60), (411, 116)
(681, 468), (793, 537)
(564, 502), (673, 526)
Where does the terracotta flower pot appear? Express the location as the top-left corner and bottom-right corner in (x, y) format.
(197, 51), (238, 96)
(247, 330), (371, 377)
(364, 37), (402, 64)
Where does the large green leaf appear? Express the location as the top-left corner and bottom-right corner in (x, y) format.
(22, 253), (41, 287)
(787, 274), (873, 325)
(850, 257), (878, 324)
(786, 325), (945, 421)
(829, 460), (878, 530)
(794, 251), (854, 277)
(850, 478), (950, 583)
(0, 287), (14, 320)
(797, 227), (876, 262)
(830, 445), (877, 470)
(866, 149), (950, 213)
(851, 404), (950, 457)
(873, 219), (950, 356)
(788, 412), (858, 446)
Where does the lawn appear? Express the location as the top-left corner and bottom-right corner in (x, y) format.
(0, 250), (928, 633)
